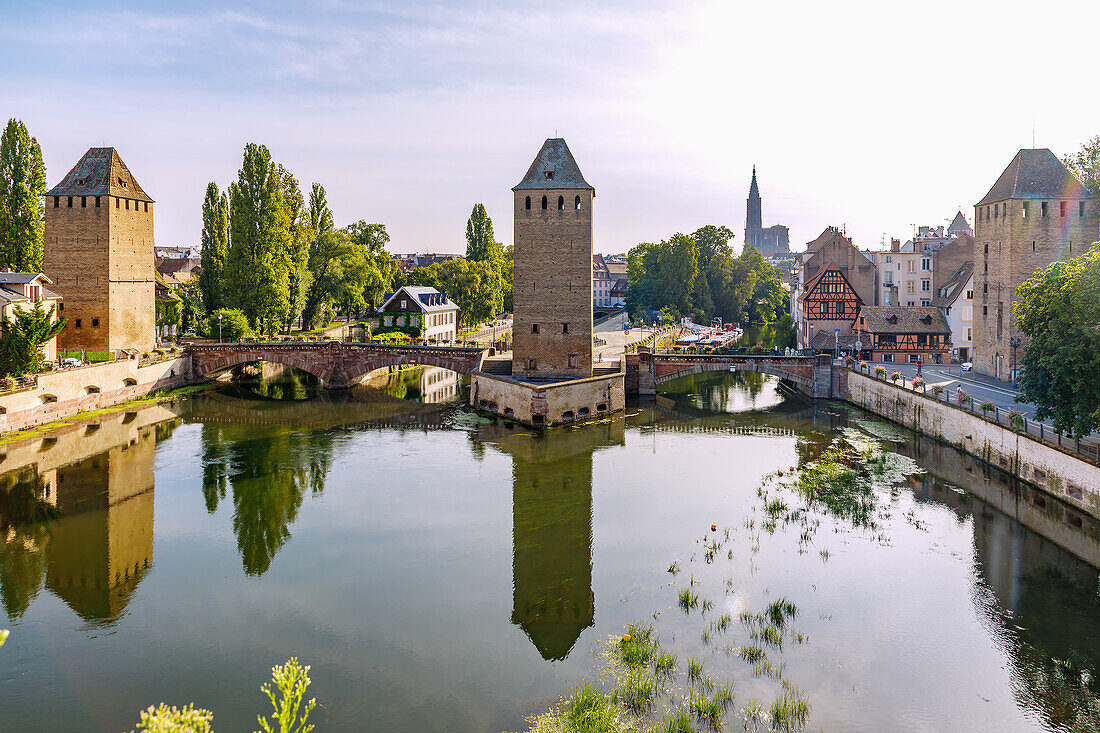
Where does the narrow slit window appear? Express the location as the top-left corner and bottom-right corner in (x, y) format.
(81, 196), (86, 208)
(541, 196), (547, 210)
(532, 323), (539, 334)
(562, 322), (569, 334)
(67, 196), (72, 208)
(557, 195), (564, 210)
(525, 196), (531, 210)
(575, 195), (581, 210)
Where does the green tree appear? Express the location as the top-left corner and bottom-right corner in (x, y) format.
(0, 300), (65, 377)
(277, 165), (310, 332)
(205, 308), (252, 341)
(437, 258), (501, 327)
(344, 221), (398, 316)
(1015, 245), (1100, 437)
(465, 203), (503, 265)
(1063, 137), (1100, 196)
(299, 184), (343, 329)
(199, 182), (230, 313)
(226, 144), (292, 332)
(0, 119), (46, 272)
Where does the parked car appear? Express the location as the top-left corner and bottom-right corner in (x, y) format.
(960, 362), (973, 372)
(60, 357), (82, 368)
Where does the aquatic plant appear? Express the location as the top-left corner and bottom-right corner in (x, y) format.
(661, 709), (695, 733)
(654, 648), (678, 677)
(794, 449), (876, 527)
(687, 656), (705, 684)
(738, 645), (765, 663)
(617, 622), (659, 669)
(257, 657), (317, 733)
(765, 598), (798, 627)
(667, 560), (681, 575)
(769, 687), (809, 732)
(131, 703), (214, 733)
(678, 588), (699, 612)
(614, 669), (656, 713)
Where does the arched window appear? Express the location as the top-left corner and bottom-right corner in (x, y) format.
(557, 195), (564, 210)
(541, 196), (547, 210)
(575, 195), (581, 210)
(525, 195), (531, 210)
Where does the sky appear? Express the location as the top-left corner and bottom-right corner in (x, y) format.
(3, 0), (1099, 255)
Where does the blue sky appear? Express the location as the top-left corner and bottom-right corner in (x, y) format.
(3, 0), (1100, 253)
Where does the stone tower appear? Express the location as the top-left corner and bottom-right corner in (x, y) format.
(44, 148), (155, 354)
(512, 139), (594, 380)
(973, 149), (1098, 379)
(744, 166), (762, 251)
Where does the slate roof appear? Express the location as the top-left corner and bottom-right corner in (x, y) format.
(0, 273), (61, 304)
(46, 147), (154, 203)
(931, 261), (974, 308)
(380, 285), (456, 313)
(610, 278), (628, 296)
(947, 211), (971, 233)
(0, 272), (52, 285)
(513, 138), (593, 191)
(857, 306), (950, 334)
(976, 149), (1088, 206)
(811, 329), (859, 351)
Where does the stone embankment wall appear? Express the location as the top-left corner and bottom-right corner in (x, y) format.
(0, 356), (193, 433)
(844, 370), (1100, 515)
(472, 371), (625, 427)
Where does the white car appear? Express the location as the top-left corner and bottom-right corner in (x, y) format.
(960, 362), (973, 372)
(60, 357), (82, 368)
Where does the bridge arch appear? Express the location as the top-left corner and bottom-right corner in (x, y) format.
(653, 360), (814, 392)
(191, 348), (332, 384)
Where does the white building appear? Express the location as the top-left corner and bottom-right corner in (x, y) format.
(378, 286), (459, 343)
(932, 261), (974, 363)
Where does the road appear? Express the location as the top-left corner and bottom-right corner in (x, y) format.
(875, 362), (1037, 417)
(593, 312), (655, 364)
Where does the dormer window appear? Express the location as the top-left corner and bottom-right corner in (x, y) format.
(27, 285), (40, 300)
(544, 171), (554, 180)
(77, 178), (86, 186)
(919, 314), (933, 325)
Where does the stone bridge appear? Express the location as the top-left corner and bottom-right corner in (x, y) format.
(188, 341), (488, 389)
(625, 351), (834, 399)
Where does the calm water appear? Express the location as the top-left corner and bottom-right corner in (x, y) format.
(1, 367), (1099, 732)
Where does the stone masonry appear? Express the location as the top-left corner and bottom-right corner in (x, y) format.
(44, 148), (156, 354)
(973, 149), (1098, 379)
(512, 139), (595, 380)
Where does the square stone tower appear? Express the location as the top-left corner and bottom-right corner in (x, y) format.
(512, 139), (595, 380)
(44, 148), (156, 353)
(973, 149), (1098, 379)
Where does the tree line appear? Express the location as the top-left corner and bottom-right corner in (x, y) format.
(626, 225), (791, 333)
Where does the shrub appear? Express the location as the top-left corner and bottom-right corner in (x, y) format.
(911, 377), (924, 390)
(1009, 410), (1025, 430)
(932, 384), (944, 396)
(957, 390), (971, 405)
(206, 308), (251, 342)
(845, 356), (855, 368)
(130, 703), (213, 732)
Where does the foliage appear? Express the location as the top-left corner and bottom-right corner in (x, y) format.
(343, 220), (399, 317)
(888, 371), (901, 383)
(200, 182), (230, 313)
(626, 226), (789, 331)
(0, 119), (46, 272)
(463, 203), (507, 317)
(225, 144), (294, 332)
(1063, 137), (1100, 196)
(256, 657), (316, 733)
(957, 389), (970, 406)
(0, 300), (65, 377)
(411, 257), (501, 327)
(131, 703), (214, 733)
(911, 377), (924, 390)
(979, 401), (996, 413)
(206, 308), (251, 341)
(874, 366), (886, 378)
(1015, 245), (1100, 437)
(1009, 410), (1025, 430)
(932, 384), (943, 396)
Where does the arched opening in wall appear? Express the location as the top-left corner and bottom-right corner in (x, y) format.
(561, 410), (575, 422)
(40, 394), (57, 404)
(84, 385), (100, 395)
(557, 195), (564, 210)
(575, 195), (581, 210)
(578, 407), (590, 417)
(123, 378), (137, 387)
(0, 406), (6, 415)
(656, 367), (789, 414)
(122, 411), (138, 424)
(596, 403), (607, 413)
(541, 196), (547, 210)
(525, 196), (531, 210)
(504, 407), (514, 418)
(356, 364), (468, 405)
(214, 360), (324, 401)
(532, 414), (545, 426)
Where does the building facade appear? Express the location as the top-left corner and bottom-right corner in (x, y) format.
(932, 261), (974, 363)
(512, 139), (595, 379)
(854, 305), (951, 363)
(592, 254), (613, 308)
(44, 148), (156, 354)
(0, 273), (63, 362)
(973, 149), (1098, 380)
(794, 261), (861, 349)
(379, 285), (458, 342)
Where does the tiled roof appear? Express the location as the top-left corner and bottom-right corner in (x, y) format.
(976, 149), (1088, 206)
(380, 285), (456, 313)
(931, 261), (974, 308)
(513, 138), (593, 191)
(610, 278), (628, 295)
(857, 306), (950, 334)
(47, 147), (154, 202)
(0, 272), (52, 285)
(810, 329), (859, 351)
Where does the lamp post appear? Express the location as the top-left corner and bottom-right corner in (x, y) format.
(1010, 336), (1021, 386)
(218, 312), (223, 343)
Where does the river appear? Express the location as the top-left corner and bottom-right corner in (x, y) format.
(1, 367), (1098, 732)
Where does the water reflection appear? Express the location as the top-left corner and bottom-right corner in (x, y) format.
(0, 404), (180, 624)
(479, 419), (624, 660)
(222, 362), (324, 401)
(365, 366), (465, 404)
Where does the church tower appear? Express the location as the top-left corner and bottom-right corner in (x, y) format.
(744, 166), (762, 251)
(44, 148), (156, 354)
(512, 139), (594, 380)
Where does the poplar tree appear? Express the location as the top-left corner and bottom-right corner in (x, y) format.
(276, 164), (310, 331)
(0, 119), (46, 272)
(465, 203), (503, 265)
(463, 203), (505, 318)
(199, 182), (230, 313)
(226, 143), (291, 332)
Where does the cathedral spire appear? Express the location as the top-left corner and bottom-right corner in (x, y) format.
(745, 166), (762, 250)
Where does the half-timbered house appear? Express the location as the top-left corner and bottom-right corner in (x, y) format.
(853, 305), (951, 363)
(795, 260), (861, 349)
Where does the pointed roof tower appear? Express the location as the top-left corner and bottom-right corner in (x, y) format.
(748, 166), (760, 199)
(976, 149), (1087, 206)
(47, 147), (154, 203)
(947, 211), (972, 237)
(513, 138), (593, 191)
(745, 166), (763, 249)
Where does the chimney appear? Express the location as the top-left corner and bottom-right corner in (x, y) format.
(890, 238), (901, 253)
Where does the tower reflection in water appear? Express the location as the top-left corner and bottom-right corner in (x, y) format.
(0, 405), (178, 624)
(481, 417), (624, 660)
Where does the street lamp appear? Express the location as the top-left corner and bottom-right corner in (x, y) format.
(218, 312), (223, 343)
(1010, 336), (1021, 386)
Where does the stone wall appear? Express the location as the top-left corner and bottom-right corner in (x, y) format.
(844, 370), (1100, 515)
(512, 189), (595, 380)
(471, 371), (624, 427)
(974, 197), (1099, 379)
(0, 355), (191, 433)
